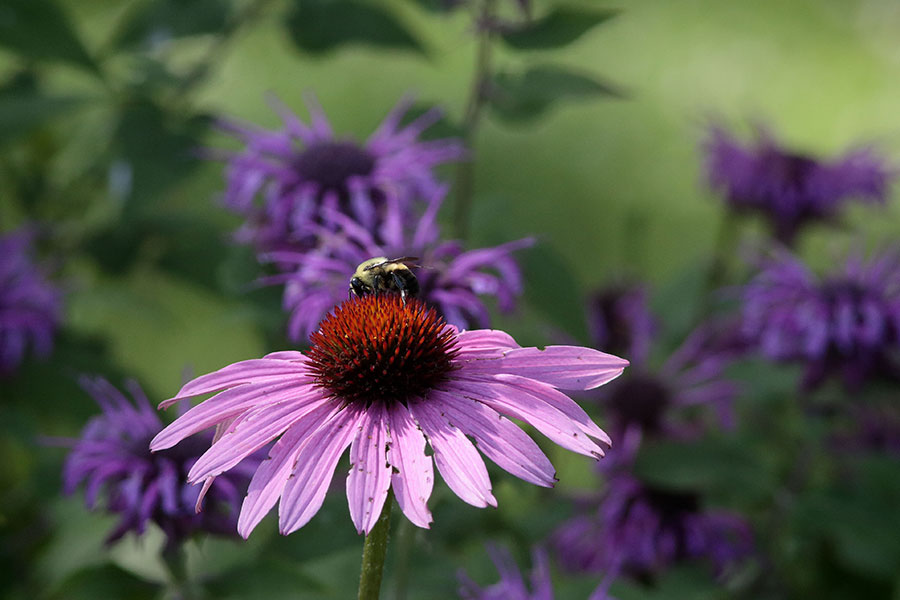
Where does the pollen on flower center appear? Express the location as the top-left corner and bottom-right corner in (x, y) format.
(294, 141), (376, 192)
(306, 295), (458, 407)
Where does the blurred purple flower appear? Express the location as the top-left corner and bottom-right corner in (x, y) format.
(741, 247), (900, 390)
(459, 545), (614, 600)
(834, 403), (900, 458)
(552, 471), (753, 580)
(705, 125), (893, 245)
(459, 545), (555, 600)
(263, 206), (532, 343)
(586, 285), (656, 367)
(213, 94), (464, 252)
(0, 228), (63, 376)
(599, 323), (739, 445)
(62, 377), (258, 550)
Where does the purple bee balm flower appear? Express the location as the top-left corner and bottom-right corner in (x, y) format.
(741, 247), (900, 390)
(213, 94), (465, 252)
(264, 206), (532, 342)
(63, 377), (258, 550)
(600, 323), (739, 446)
(459, 545), (555, 600)
(586, 284), (656, 367)
(460, 544), (616, 600)
(150, 294), (627, 536)
(552, 471), (753, 580)
(705, 125), (893, 246)
(0, 228), (63, 376)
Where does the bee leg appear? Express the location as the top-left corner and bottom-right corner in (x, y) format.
(391, 273), (409, 305)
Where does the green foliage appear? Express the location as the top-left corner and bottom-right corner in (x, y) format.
(0, 89), (89, 145)
(519, 243), (588, 340)
(0, 0), (98, 73)
(110, 0), (232, 51)
(489, 65), (624, 122)
(2, 1), (900, 598)
(634, 436), (776, 504)
(285, 0), (426, 55)
(501, 6), (618, 50)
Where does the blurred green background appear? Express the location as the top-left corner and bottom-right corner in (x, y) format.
(5, 0), (900, 393)
(3, 0), (900, 598)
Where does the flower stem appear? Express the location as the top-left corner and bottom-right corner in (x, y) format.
(697, 212), (738, 319)
(162, 543), (198, 600)
(452, 0), (497, 240)
(358, 490), (394, 600)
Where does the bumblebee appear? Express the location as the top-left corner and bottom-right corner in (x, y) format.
(349, 256), (420, 302)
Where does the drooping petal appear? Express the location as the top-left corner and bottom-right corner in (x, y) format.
(410, 399), (496, 508)
(151, 381), (325, 451)
(448, 375), (607, 459)
(458, 345), (628, 390)
(188, 396), (333, 483)
(237, 401), (340, 538)
(279, 408), (364, 534)
(430, 389), (556, 487)
(346, 404), (393, 534)
(387, 404), (434, 529)
(491, 374), (612, 446)
(164, 357), (310, 405)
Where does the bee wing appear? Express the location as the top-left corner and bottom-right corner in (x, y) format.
(363, 256), (420, 271)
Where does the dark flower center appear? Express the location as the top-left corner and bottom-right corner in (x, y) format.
(294, 141), (376, 192)
(306, 295), (458, 407)
(642, 487), (701, 518)
(762, 150), (818, 197)
(607, 373), (670, 433)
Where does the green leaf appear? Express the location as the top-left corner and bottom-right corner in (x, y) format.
(409, 0), (460, 13)
(110, 0), (231, 51)
(286, 0), (425, 55)
(0, 0), (98, 72)
(519, 243), (588, 341)
(47, 564), (158, 600)
(111, 99), (209, 215)
(634, 436), (775, 503)
(0, 90), (88, 144)
(501, 7), (618, 50)
(489, 65), (624, 122)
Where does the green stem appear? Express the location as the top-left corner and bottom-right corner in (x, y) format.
(709, 213), (738, 289)
(452, 0), (497, 240)
(358, 491), (394, 600)
(161, 543), (197, 600)
(697, 212), (739, 320)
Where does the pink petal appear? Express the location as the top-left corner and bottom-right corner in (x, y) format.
(492, 374), (611, 446)
(279, 408), (364, 534)
(346, 405), (393, 534)
(410, 400), (496, 508)
(448, 376), (607, 459)
(429, 390), (556, 487)
(455, 329), (520, 350)
(263, 350), (306, 360)
(188, 397), (333, 483)
(387, 404), (434, 529)
(458, 345), (627, 390)
(150, 381), (324, 451)
(237, 402), (340, 538)
(165, 357), (310, 405)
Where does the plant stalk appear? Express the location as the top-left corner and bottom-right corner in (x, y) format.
(358, 490), (394, 600)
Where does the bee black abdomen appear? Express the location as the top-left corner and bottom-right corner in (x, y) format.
(394, 271), (419, 298)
